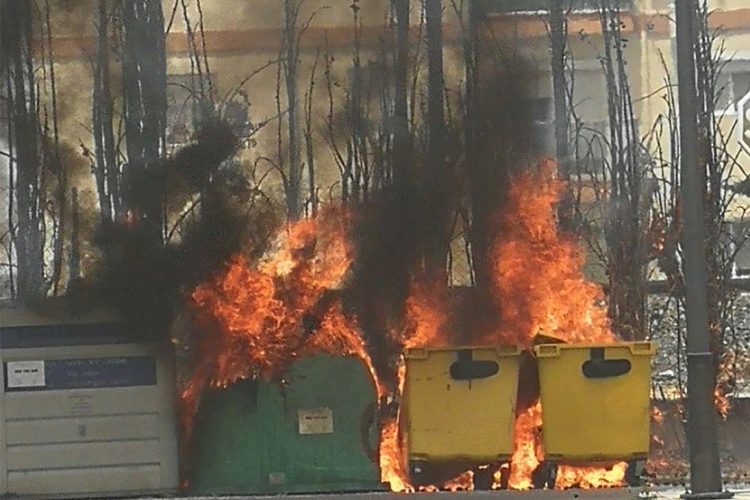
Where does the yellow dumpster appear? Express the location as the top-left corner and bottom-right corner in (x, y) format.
(402, 345), (521, 470)
(534, 342), (655, 462)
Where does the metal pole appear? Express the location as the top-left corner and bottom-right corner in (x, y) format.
(675, 0), (728, 497)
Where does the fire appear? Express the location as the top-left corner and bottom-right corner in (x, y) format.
(179, 209), (370, 453)
(499, 402), (628, 491)
(714, 386), (730, 420)
(380, 361), (411, 492)
(180, 159), (631, 492)
(380, 416), (411, 492)
(490, 162), (624, 489)
(651, 405), (664, 424)
(506, 402), (543, 490)
(556, 463), (628, 489)
(391, 161), (624, 491)
(441, 471), (474, 492)
(714, 351), (733, 419)
(400, 283), (449, 348)
(484, 159), (614, 347)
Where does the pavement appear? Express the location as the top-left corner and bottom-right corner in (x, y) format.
(136, 486), (750, 500)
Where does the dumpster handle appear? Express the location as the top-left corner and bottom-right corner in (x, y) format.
(450, 350), (499, 380)
(360, 402), (379, 464)
(582, 347), (632, 379)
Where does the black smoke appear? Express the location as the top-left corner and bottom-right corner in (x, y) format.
(84, 118), (278, 339)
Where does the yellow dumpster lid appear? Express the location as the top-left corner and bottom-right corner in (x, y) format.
(532, 332), (567, 345)
(534, 341), (655, 358)
(404, 344), (522, 359)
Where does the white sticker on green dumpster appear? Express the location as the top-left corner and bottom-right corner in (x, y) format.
(298, 407), (333, 434)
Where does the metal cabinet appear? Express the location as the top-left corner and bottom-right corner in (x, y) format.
(0, 301), (179, 498)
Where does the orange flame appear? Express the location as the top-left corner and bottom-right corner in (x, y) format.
(507, 402), (544, 490)
(401, 283), (449, 349)
(380, 361), (411, 492)
(182, 160), (631, 492)
(484, 159), (614, 347)
(391, 161), (625, 490)
(493, 162), (623, 489)
(556, 463), (628, 489)
(441, 471), (475, 492)
(179, 210), (374, 459)
(652, 405), (664, 425)
(714, 386), (730, 420)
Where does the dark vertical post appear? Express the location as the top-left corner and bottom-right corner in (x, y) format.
(425, 0), (447, 281)
(393, 0), (411, 188)
(284, 0), (301, 220)
(69, 188), (81, 284)
(426, 0), (445, 169)
(549, 0), (571, 227)
(676, 0), (727, 496)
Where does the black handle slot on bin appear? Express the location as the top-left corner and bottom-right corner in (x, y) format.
(450, 350), (499, 380)
(582, 347), (631, 379)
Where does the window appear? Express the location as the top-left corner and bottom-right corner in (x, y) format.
(475, 0), (633, 14)
(529, 65), (610, 168)
(715, 59), (750, 116)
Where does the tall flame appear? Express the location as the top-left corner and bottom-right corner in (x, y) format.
(179, 209), (372, 452)
(507, 402), (544, 490)
(396, 160), (625, 490)
(485, 159), (614, 346)
(181, 160), (631, 492)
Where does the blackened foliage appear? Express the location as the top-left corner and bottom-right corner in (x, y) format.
(447, 286), (501, 346)
(91, 119), (270, 338)
(348, 184), (421, 381)
(348, 52), (542, 369)
(348, 174), (457, 386)
(466, 57), (538, 295)
(123, 118), (237, 216)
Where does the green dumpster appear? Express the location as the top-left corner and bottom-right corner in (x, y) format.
(189, 354), (383, 494)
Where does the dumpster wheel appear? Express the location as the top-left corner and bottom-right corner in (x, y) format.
(531, 461), (558, 489)
(625, 459), (644, 487)
(473, 465), (496, 491)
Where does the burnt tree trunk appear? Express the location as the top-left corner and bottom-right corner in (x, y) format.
(43, 0), (66, 296)
(283, 0), (302, 220)
(2, 0), (46, 301)
(599, 4), (648, 340)
(392, 0), (412, 190)
(93, 0), (121, 223)
(425, 0), (448, 282)
(68, 187), (81, 285)
(549, 0), (572, 228)
(121, 0), (167, 238)
(460, 0), (483, 288)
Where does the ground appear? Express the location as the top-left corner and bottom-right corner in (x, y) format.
(137, 485), (750, 500)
